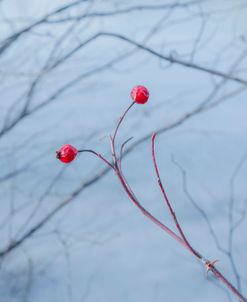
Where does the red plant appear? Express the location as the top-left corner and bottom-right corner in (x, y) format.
(56, 87), (247, 302)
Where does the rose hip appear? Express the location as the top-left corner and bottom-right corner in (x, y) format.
(56, 144), (78, 163)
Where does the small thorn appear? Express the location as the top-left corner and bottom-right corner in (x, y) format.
(204, 259), (219, 274)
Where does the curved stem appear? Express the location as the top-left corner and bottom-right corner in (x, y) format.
(114, 169), (187, 248)
(111, 101), (135, 164)
(112, 101), (135, 143)
(78, 149), (114, 169)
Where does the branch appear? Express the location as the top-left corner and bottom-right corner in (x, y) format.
(94, 32), (247, 86)
(0, 81), (245, 258)
(0, 0), (90, 56)
(36, 32), (247, 87)
(150, 134), (246, 301)
(47, 0), (205, 23)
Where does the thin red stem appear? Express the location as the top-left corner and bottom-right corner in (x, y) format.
(112, 101), (135, 143)
(114, 168), (187, 249)
(115, 162), (247, 302)
(111, 101), (135, 164)
(78, 103), (247, 302)
(211, 266), (247, 302)
(151, 133), (201, 259)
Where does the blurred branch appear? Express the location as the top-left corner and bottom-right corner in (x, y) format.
(171, 157), (226, 253)
(151, 134), (246, 301)
(171, 152), (247, 294)
(46, 0), (204, 23)
(89, 32), (247, 86)
(0, 0), (90, 56)
(1, 32), (247, 142)
(172, 158), (240, 289)
(0, 2), (246, 300)
(0, 164), (110, 258)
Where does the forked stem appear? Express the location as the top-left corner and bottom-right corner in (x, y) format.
(151, 132), (247, 302)
(79, 103), (247, 302)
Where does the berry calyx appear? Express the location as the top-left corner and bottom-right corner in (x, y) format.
(130, 85), (149, 104)
(56, 144), (78, 163)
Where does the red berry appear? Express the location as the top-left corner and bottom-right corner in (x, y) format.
(56, 144), (78, 164)
(130, 85), (149, 104)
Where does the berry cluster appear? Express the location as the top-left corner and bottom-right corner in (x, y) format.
(56, 85), (149, 163)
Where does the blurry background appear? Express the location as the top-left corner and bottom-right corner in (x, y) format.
(0, 0), (247, 301)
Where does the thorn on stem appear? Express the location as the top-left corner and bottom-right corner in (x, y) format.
(203, 259), (219, 274)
